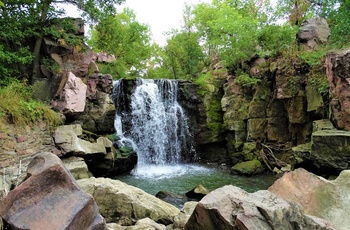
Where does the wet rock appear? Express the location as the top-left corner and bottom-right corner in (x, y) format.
(185, 184), (209, 200)
(0, 152), (106, 230)
(77, 177), (180, 225)
(269, 168), (350, 230)
(297, 17), (330, 50)
(185, 185), (335, 230)
(231, 159), (264, 175)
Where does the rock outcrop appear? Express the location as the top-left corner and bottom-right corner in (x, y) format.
(77, 177), (180, 225)
(326, 48), (350, 131)
(269, 168), (350, 230)
(297, 17), (330, 50)
(185, 185), (335, 230)
(53, 124), (137, 177)
(0, 152), (105, 230)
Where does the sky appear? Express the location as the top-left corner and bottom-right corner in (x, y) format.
(63, 0), (211, 46)
(119, 0), (211, 46)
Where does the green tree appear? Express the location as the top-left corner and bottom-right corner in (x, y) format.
(328, 0), (350, 47)
(0, 0), (125, 83)
(88, 8), (152, 79)
(191, 0), (262, 68)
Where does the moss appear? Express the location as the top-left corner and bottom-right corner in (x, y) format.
(231, 159), (264, 175)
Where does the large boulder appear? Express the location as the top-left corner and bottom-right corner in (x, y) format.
(77, 177), (180, 225)
(0, 152), (105, 230)
(311, 129), (350, 171)
(51, 71), (87, 114)
(269, 168), (350, 230)
(297, 17), (330, 50)
(185, 185), (335, 230)
(326, 48), (350, 131)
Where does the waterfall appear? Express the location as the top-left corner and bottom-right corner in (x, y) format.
(113, 78), (193, 166)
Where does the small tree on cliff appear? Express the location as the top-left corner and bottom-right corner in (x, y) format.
(0, 0), (125, 84)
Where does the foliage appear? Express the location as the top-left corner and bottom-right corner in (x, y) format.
(257, 24), (298, 57)
(163, 29), (205, 79)
(0, 79), (62, 127)
(87, 8), (152, 79)
(0, 0), (125, 82)
(328, 0), (350, 47)
(234, 73), (261, 88)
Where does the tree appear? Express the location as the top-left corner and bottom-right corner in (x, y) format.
(328, 0), (350, 46)
(192, 0), (262, 68)
(275, 0), (338, 26)
(0, 0), (125, 83)
(87, 8), (153, 79)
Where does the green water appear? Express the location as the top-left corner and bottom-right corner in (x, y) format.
(114, 164), (277, 196)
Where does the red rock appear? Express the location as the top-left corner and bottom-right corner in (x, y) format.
(0, 152), (105, 230)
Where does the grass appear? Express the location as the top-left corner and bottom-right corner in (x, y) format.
(0, 79), (62, 127)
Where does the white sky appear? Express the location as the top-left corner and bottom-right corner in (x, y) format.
(63, 1), (211, 46)
(119, 0), (212, 46)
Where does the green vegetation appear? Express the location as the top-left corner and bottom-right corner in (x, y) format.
(234, 73), (261, 88)
(87, 8), (152, 79)
(0, 79), (62, 127)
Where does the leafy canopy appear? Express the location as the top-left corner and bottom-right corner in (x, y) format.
(87, 8), (152, 79)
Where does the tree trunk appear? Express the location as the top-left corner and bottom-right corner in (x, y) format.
(31, 1), (50, 84)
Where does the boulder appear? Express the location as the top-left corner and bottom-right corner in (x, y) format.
(268, 168), (350, 230)
(53, 128), (106, 156)
(185, 184), (209, 200)
(185, 185), (335, 230)
(297, 17), (330, 50)
(62, 156), (92, 180)
(173, 201), (198, 229)
(106, 218), (166, 230)
(325, 48), (350, 131)
(311, 129), (350, 171)
(94, 52), (116, 63)
(77, 177), (180, 225)
(0, 152), (105, 230)
(231, 159), (264, 175)
(51, 71), (87, 114)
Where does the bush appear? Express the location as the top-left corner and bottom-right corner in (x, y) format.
(0, 79), (62, 127)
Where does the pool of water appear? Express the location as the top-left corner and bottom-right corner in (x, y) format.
(114, 164), (277, 197)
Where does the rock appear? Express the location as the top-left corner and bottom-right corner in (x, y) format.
(297, 17), (330, 50)
(312, 119), (335, 132)
(269, 168), (350, 230)
(266, 117), (289, 142)
(55, 124), (83, 136)
(155, 191), (187, 208)
(231, 159), (264, 175)
(325, 48), (350, 131)
(185, 184), (209, 200)
(173, 201), (198, 229)
(247, 118), (267, 141)
(311, 129), (350, 171)
(94, 52), (116, 63)
(106, 218), (166, 230)
(185, 185), (335, 230)
(77, 177), (180, 225)
(51, 71), (87, 114)
(62, 156), (92, 180)
(53, 127), (106, 156)
(0, 152), (106, 230)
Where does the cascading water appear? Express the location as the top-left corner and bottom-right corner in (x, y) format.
(113, 78), (194, 168)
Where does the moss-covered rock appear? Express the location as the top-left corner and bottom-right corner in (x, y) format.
(231, 159), (264, 176)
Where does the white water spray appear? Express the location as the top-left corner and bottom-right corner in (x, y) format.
(113, 78), (193, 167)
